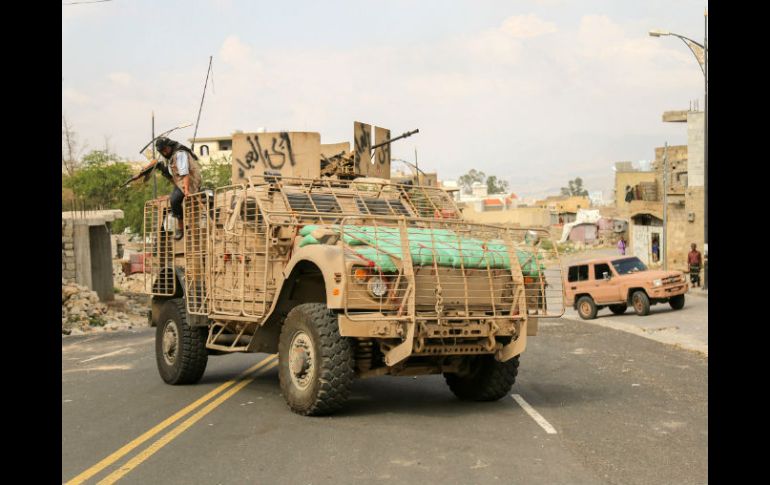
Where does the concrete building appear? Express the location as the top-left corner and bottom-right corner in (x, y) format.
(460, 205), (550, 227)
(535, 195), (591, 214)
(588, 191), (605, 207)
(391, 170), (439, 187)
(62, 210), (124, 301)
(188, 135), (235, 165)
(623, 109), (705, 270)
(614, 162), (657, 213)
(534, 195), (591, 225)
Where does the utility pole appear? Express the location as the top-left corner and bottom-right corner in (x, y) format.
(662, 143), (668, 270)
(703, 8), (708, 289)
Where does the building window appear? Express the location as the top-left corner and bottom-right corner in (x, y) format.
(219, 141), (231, 151)
(200, 145), (209, 156)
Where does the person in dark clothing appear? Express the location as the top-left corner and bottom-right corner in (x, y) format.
(624, 185), (634, 203)
(688, 243), (703, 287)
(139, 137), (202, 240)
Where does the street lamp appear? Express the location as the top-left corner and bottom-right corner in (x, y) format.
(649, 11), (707, 288)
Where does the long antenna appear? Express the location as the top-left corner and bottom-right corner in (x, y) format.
(152, 110), (157, 198)
(191, 56), (213, 154)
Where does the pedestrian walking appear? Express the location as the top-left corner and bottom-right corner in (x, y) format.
(618, 236), (626, 256)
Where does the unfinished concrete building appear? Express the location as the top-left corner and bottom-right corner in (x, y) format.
(62, 210), (124, 301)
(621, 109), (705, 270)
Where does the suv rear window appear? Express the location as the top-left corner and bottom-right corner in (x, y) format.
(567, 265), (589, 282)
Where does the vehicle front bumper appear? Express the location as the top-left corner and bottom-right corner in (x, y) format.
(649, 283), (688, 299)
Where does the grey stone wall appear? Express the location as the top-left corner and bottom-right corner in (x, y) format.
(62, 219), (76, 281)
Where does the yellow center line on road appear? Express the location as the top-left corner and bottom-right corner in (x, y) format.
(65, 354), (276, 485)
(96, 359), (279, 485)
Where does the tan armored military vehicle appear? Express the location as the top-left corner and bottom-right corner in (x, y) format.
(144, 122), (564, 415)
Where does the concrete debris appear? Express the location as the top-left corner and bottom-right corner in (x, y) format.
(62, 276), (148, 335)
(112, 261), (147, 293)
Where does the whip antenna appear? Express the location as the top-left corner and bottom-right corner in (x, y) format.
(191, 56), (213, 154)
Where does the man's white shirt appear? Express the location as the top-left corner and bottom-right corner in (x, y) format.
(174, 151), (189, 176)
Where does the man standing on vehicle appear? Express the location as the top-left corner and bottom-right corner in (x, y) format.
(688, 243), (703, 287)
(139, 137), (202, 240)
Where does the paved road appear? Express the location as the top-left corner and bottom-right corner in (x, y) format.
(63, 319), (707, 485)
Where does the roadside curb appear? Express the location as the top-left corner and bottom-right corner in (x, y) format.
(561, 315), (708, 357)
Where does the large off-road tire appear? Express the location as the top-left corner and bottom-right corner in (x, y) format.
(669, 294), (685, 310)
(577, 296), (598, 320)
(444, 355), (520, 401)
(156, 299), (208, 385)
(609, 304), (628, 315)
(631, 290), (651, 316)
(278, 303), (355, 416)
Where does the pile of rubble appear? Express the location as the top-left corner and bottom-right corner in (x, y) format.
(62, 280), (108, 335)
(62, 279), (148, 336)
(112, 261), (147, 294)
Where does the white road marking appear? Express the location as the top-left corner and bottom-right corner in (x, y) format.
(511, 394), (558, 434)
(64, 365), (133, 373)
(79, 348), (131, 363)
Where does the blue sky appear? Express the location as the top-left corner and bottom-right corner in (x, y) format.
(62, 0), (707, 199)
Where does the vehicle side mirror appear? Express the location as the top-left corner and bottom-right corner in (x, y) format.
(603, 272), (611, 280)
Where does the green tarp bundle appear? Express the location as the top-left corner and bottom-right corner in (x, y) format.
(298, 224), (544, 276)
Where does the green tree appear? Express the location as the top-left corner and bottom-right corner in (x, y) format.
(201, 154), (232, 188)
(486, 175), (510, 194)
(457, 169), (486, 195)
(117, 175), (173, 234)
(62, 149), (174, 233)
(560, 177), (589, 196)
(63, 150), (130, 208)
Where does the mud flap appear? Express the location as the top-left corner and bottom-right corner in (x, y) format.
(496, 320), (527, 362)
(384, 321), (416, 366)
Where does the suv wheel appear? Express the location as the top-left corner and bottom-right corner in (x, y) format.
(577, 296), (598, 320)
(631, 291), (651, 316)
(278, 303), (355, 416)
(444, 355), (519, 401)
(669, 294), (685, 310)
(156, 299), (208, 385)
(609, 304), (627, 315)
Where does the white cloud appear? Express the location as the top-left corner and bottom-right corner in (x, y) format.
(62, 12), (701, 198)
(220, 35), (254, 66)
(107, 72), (132, 86)
(63, 88), (90, 104)
(500, 14), (557, 39)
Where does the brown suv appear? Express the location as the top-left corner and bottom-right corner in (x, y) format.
(563, 256), (687, 319)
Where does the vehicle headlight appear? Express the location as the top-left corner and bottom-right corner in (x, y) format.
(652, 279), (662, 287)
(367, 276), (388, 298)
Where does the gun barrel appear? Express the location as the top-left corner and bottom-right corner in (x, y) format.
(370, 129), (419, 151)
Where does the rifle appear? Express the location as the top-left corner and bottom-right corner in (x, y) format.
(122, 123), (193, 189)
(120, 161), (168, 189)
